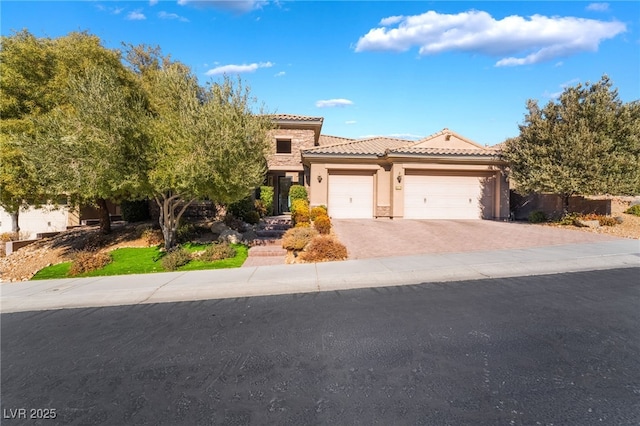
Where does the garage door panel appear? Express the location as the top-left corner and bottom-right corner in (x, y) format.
(328, 174), (373, 219)
(404, 175), (493, 219)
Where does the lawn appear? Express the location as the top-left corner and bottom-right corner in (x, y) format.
(31, 243), (248, 280)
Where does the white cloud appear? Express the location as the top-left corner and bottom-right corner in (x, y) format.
(544, 78), (581, 99)
(586, 3), (609, 12)
(355, 10), (626, 67)
(158, 11), (189, 22)
(388, 133), (422, 140)
(315, 98), (354, 108)
(274, 71), (286, 77)
(345, 120), (357, 125)
(149, 0), (158, 5)
(126, 10), (146, 20)
(205, 61), (273, 76)
(178, 0), (267, 13)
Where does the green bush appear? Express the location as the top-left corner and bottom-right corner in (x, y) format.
(176, 222), (197, 243)
(69, 251), (112, 275)
(313, 214), (331, 234)
(244, 210), (261, 225)
(202, 242), (236, 261)
(161, 247), (192, 271)
(259, 186), (274, 216)
(528, 210), (547, 223)
(224, 213), (247, 232)
(121, 199), (150, 223)
(289, 184), (307, 202)
(299, 236), (347, 262)
(282, 227), (318, 251)
(625, 204), (640, 217)
(310, 206), (328, 221)
(228, 196), (254, 220)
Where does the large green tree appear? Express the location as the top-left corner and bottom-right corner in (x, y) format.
(128, 47), (273, 249)
(1, 30), (134, 233)
(503, 75), (640, 213)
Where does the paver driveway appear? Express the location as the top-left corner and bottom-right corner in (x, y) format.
(332, 219), (623, 259)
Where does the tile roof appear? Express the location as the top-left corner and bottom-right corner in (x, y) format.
(303, 136), (413, 156)
(389, 146), (500, 156)
(270, 114), (324, 123)
(318, 134), (356, 146)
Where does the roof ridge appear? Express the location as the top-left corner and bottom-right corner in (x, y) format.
(418, 128), (486, 149)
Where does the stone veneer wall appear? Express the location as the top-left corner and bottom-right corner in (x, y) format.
(267, 128), (316, 169)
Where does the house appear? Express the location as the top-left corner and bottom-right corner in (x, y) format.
(0, 114), (509, 238)
(266, 114), (509, 220)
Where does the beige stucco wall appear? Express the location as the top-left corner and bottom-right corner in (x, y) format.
(267, 129), (316, 171)
(307, 158), (510, 220)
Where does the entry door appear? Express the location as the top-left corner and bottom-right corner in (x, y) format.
(278, 176), (292, 214)
(328, 174), (373, 219)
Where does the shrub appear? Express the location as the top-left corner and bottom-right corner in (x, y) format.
(141, 227), (164, 246)
(161, 247), (192, 271)
(244, 210), (261, 225)
(625, 204), (640, 217)
(299, 236), (347, 263)
(581, 213), (618, 227)
(313, 214), (331, 234)
(224, 213), (247, 232)
(282, 227), (318, 251)
(528, 210), (547, 223)
(557, 212), (581, 226)
(295, 221), (310, 228)
(0, 232), (19, 242)
(289, 184), (307, 202)
(309, 206), (328, 221)
(291, 199), (310, 226)
(260, 186), (274, 216)
(176, 222), (197, 243)
(121, 200), (150, 222)
(69, 251), (112, 275)
(202, 242), (236, 261)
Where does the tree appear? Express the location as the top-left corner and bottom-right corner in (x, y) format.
(1, 30), (140, 233)
(129, 47), (273, 249)
(503, 75), (640, 213)
(30, 65), (150, 234)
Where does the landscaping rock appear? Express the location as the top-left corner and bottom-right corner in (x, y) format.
(241, 229), (259, 244)
(576, 219), (600, 228)
(218, 229), (243, 244)
(210, 222), (229, 236)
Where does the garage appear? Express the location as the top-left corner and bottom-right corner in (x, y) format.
(328, 173), (374, 219)
(404, 173), (493, 219)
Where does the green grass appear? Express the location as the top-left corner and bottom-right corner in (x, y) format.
(31, 243), (248, 280)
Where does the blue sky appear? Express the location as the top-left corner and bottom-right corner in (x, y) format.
(2, 1), (639, 146)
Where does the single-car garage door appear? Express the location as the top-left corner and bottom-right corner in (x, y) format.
(328, 174), (374, 219)
(404, 174), (493, 219)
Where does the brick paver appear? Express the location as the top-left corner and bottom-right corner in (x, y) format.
(332, 219), (623, 260)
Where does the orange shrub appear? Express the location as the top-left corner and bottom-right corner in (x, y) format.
(299, 236), (347, 262)
(282, 227), (318, 251)
(313, 214), (331, 234)
(70, 251), (112, 275)
(309, 206), (328, 221)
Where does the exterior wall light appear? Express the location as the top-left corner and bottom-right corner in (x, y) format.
(317, 175), (323, 183)
(397, 172), (402, 183)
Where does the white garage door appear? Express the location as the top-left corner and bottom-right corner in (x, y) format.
(404, 174), (492, 219)
(328, 174), (374, 219)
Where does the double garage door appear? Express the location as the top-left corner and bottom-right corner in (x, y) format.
(328, 174), (373, 219)
(404, 174), (493, 219)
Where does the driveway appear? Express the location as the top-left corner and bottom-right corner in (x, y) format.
(332, 219), (623, 259)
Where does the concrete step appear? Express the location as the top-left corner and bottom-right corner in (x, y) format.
(256, 229), (287, 238)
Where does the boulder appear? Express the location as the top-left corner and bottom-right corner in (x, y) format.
(218, 229), (243, 244)
(210, 222), (229, 237)
(575, 219), (600, 228)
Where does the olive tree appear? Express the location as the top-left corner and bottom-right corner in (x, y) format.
(503, 75), (640, 213)
(136, 53), (272, 249)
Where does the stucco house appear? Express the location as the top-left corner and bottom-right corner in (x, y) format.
(267, 114), (509, 220)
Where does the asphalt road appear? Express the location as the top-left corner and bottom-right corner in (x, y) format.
(2, 268), (639, 425)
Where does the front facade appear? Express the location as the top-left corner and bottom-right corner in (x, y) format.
(267, 115), (509, 220)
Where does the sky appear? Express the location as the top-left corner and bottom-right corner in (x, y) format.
(2, 1), (639, 146)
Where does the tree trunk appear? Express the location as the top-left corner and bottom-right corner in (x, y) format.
(96, 198), (112, 234)
(10, 211), (20, 234)
(155, 192), (195, 251)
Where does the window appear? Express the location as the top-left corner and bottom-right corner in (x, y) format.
(276, 139), (292, 154)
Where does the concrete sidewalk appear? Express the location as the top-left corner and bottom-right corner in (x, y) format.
(1, 239), (638, 314)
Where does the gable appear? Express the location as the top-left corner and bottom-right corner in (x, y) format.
(411, 128), (485, 150)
